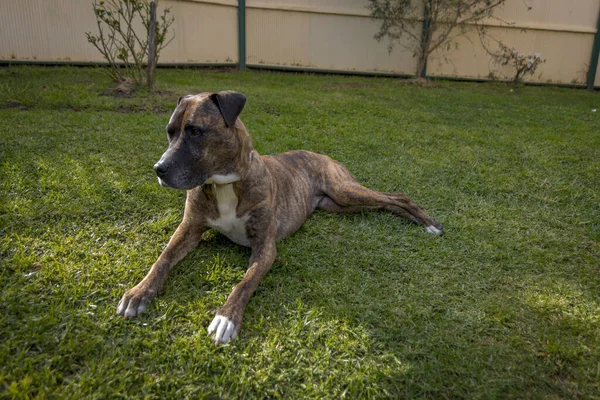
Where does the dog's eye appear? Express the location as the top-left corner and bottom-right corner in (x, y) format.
(191, 128), (204, 136)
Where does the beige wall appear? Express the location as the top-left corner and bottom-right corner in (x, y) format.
(428, 0), (600, 85)
(246, 7), (420, 74)
(0, 0), (238, 64)
(1, 0), (598, 85)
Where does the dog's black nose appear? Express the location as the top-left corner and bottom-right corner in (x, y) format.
(153, 162), (169, 176)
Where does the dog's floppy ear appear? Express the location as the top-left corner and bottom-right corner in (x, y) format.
(210, 91), (246, 127)
(177, 96), (184, 105)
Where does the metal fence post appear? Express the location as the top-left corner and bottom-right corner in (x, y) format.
(147, 1), (157, 88)
(587, 6), (600, 90)
(238, 0), (246, 71)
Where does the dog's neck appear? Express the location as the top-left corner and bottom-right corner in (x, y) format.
(205, 120), (255, 186)
(234, 120), (255, 180)
(205, 151), (257, 185)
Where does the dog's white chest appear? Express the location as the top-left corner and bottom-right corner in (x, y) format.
(206, 184), (250, 247)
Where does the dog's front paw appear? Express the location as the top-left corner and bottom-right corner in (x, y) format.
(116, 283), (157, 318)
(207, 314), (239, 345)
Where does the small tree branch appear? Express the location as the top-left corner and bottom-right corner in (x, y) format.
(86, 0), (174, 87)
(369, 0), (507, 78)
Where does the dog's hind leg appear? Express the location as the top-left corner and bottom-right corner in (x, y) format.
(317, 165), (443, 235)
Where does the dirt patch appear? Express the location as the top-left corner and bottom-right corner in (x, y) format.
(260, 104), (281, 116)
(402, 77), (442, 88)
(193, 66), (238, 74)
(102, 79), (176, 99)
(152, 105), (170, 113)
(110, 104), (171, 114)
(153, 89), (174, 96)
(102, 78), (136, 97)
(2, 100), (32, 110)
(325, 82), (376, 90)
(324, 77), (444, 90)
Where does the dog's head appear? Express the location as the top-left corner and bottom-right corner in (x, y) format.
(154, 91), (251, 190)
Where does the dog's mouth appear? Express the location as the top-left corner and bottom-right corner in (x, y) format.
(157, 177), (171, 188)
(157, 175), (206, 190)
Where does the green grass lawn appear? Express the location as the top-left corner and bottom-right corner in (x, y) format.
(1, 66), (599, 398)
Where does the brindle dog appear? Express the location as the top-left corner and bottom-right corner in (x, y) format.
(116, 91), (443, 344)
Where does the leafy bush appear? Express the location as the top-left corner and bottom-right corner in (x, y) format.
(85, 0), (174, 87)
(494, 43), (546, 84)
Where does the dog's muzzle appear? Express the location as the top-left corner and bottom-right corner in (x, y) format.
(153, 159), (206, 190)
(154, 160), (173, 188)
(154, 161), (169, 176)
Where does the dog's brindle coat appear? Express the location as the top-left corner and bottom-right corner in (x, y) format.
(117, 91), (443, 344)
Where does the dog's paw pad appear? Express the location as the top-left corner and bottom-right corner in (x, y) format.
(426, 225), (443, 235)
(207, 314), (237, 345)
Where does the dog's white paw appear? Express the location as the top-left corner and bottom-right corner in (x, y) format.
(425, 225), (443, 235)
(116, 285), (154, 318)
(116, 298), (148, 318)
(207, 314), (238, 345)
